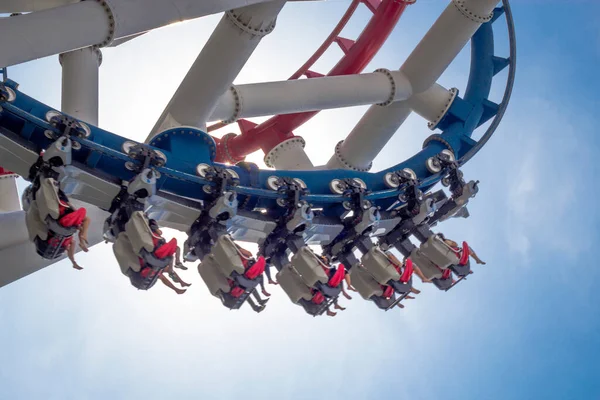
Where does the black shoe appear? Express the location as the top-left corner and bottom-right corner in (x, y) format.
(175, 262), (188, 270)
(258, 298), (270, 306)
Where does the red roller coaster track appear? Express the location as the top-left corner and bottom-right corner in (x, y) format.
(211, 0), (414, 163)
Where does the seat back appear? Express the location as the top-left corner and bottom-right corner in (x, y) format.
(361, 247), (401, 285)
(419, 235), (460, 269)
(410, 248), (442, 280)
(276, 264), (313, 303)
(412, 198), (434, 226)
(37, 177), (61, 221)
(113, 233), (142, 275)
(198, 255), (232, 297)
(290, 246), (328, 287)
(212, 235), (245, 277)
(25, 201), (48, 241)
(124, 211), (155, 254)
(349, 266), (384, 300)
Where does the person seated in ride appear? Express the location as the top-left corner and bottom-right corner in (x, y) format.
(438, 233), (486, 265)
(309, 256), (346, 317)
(55, 188), (90, 270)
(235, 244), (271, 298)
(379, 252), (419, 308)
(146, 219), (186, 295)
(385, 251), (421, 296)
(225, 244), (270, 313)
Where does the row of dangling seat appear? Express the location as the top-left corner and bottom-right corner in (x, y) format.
(23, 138), (474, 310)
(112, 211), (178, 290)
(25, 178), (472, 310)
(24, 176), (86, 259)
(199, 235), (267, 310)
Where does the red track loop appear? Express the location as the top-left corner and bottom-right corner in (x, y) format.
(213, 0), (414, 163)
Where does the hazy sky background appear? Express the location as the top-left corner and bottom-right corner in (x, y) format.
(1, 1), (600, 399)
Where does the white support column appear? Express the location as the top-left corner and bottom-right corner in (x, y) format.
(325, 0), (499, 171)
(60, 46), (102, 125)
(207, 69), (412, 123)
(407, 83), (455, 124)
(0, 0), (278, 67)
(149, 0), (287, 137)
(326, 102), (413, 171)
(400, 0), (498, 93)
(264, 137), (314, 170)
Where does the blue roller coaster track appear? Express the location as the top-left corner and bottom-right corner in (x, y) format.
(0, 1), (515, 245)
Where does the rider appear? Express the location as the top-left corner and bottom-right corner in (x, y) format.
(56, 188), (90, 270)
(148, 219), (187, 295)
(438, 233), (486, 265)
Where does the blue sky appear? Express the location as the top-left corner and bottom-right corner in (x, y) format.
(1, 1), (600, 399)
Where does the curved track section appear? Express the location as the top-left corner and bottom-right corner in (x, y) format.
(0, 2), (515, 246)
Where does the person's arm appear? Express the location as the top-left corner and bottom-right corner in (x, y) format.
(444, 239), (459, 248)
(238, 246), (253, 258)
(386, 252), (402, 266)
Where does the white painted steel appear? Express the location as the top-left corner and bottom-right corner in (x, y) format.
(0, 176), (21, 212)
(0, 2), (109, 67)
(407, 83), (454, 123)
(0, 204), (108, 288)
(149, 0), (287, 137)
(400, 0), (499, 93)
(327, 0), (499, 171)
(264, 137), (314, 170)
(326, 102), (413, 170)
(0, 0), (76, 12)
(0, 0), (279, 67)
(60, 47), (102, 125)
(207, 70), (413, 122)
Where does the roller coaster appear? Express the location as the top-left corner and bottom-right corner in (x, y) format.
(0, 0), (515, 316)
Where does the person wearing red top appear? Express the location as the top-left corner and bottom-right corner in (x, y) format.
(148, 219), (188, 295)
(56, 189), (90, 270)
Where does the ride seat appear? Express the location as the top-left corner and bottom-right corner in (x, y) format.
(212, 235), (245, 277)
(113, 232), (143, 275)
(410, 248), (443, 280)
(37, 177), (61, 221)
(290, 246), (328, 288)
(124, 211), (155, 255)
(198, 254), (232, 296)
(25, 201), (48, 241)
(449, 241), (471, 277)
(276, 264), (313, 304)
(419, 235), (460, 270)
(349, 266), (384, 300)
(361, 247), (401, 285)
(432, 269), (454, 290)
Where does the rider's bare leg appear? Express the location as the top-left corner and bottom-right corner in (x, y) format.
(159, 274), (186, 294)
(68, 242), (83, 270)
